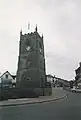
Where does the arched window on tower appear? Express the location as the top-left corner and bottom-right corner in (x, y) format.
(39, 42), (42, 53)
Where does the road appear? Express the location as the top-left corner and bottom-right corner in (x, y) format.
(0, 89), (81, 120)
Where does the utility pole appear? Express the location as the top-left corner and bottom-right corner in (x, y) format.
(1, 78), (3, 100)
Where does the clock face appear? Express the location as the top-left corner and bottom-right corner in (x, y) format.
(26, 46), (31, 51)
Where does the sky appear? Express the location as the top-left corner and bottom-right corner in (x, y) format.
(0, 0), (81, 80)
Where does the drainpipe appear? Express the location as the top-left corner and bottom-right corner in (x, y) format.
(1, 78), (3, 100)
(79, 62), (81, 88)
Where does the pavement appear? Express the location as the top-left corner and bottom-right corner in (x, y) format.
(0, 87), (66, 107)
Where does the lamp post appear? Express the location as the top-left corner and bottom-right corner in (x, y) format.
(1, 78), (3, 100)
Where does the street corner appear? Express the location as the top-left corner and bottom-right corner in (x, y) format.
(0, 93), (67, 107)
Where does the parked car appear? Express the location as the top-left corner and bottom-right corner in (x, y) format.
(71, 87), (76, 92)
(71, 89), (76, 93)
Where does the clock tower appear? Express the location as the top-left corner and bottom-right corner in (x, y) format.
(16, 26), (47, 96)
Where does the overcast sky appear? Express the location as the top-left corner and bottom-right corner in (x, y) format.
(0, 0), (81, 80)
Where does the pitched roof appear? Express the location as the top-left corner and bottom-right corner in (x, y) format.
(0, 71), (16, 79)
(0, 71), (12, 78)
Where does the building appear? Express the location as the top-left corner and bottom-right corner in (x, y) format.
(16, 26), (49, 96)
(46, 74), (55, 87)
(75, 62), (81, 88)
(46, 74), (54, 82)
(54, 77), (70, 87)
(46, 74), (70, 87)
(0, 71), (16, 89)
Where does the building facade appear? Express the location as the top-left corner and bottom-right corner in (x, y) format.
(46, 74), (55, 87)
(75, 62), (81, 88)
(46, 74), (70, 88)
(16, 26), (47, 95)
(0, 71), (16, 89)
(46, 74), (54, 82)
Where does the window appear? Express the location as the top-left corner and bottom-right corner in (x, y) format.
(6, 74), (8, 79)
(39, 42), (42, 49)
(39, 42), (42, 53)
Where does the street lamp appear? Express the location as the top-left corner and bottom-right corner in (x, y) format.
(1, 78), (3, 100)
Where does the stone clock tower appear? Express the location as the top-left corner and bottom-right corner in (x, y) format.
(16, 26), (47, 96)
